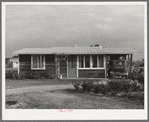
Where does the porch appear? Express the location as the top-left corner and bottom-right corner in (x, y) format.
(58, 54), (133, 79)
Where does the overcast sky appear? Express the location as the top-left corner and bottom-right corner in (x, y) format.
(5, 4), (145, 60)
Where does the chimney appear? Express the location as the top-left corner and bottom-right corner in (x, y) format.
(100, 45), (102, 49)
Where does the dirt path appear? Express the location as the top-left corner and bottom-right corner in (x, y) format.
(6, 84), (73, 95)
(6, 85), (144, 109)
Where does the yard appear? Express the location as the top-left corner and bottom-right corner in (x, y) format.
(6, 79), (144, 109)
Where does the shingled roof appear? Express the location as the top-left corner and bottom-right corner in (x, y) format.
(13, 47), (140, 55)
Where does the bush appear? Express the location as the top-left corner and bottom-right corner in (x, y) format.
(29, 71), (46, 79)
(17, 72), (25, 80)
(72, 81), (82, 91)
(92, 83), (108, 94)
(138, 74), (144, 84)
(129, 67), (144, 84)
(29, 71), (39, 79)
(81, 81), (89, 91)
(47, 74), (56, 79)
(6, 70), (25, 80)
(129, 80), (142, 92)
(107, 79), (132, 95)
(107, 80), (122, 95)
(86, 81), (94, 92)
(72, 79), (144, 103)
(127, 91), (144, 102)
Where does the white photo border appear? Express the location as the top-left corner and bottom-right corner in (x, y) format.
(2, 2), (148, 120)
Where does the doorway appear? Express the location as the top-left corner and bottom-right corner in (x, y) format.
(68, 55), (76, 78)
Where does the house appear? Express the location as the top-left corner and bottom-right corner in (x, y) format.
(13, 46), (140, 79)
(11, 56), (18, 68)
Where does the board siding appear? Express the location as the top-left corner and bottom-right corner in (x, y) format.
(19, 55), (55, 77)
(79, 69), (105, 78)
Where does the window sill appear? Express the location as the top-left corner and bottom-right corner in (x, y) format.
(31, 68), (46, 70)
(78, 68), (105, 70)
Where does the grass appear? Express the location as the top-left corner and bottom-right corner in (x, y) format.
(6, 88), (144, 109)
(6, 79), (73, 89)
(6, 78), (105, 89)
(5, 79), (144, 109)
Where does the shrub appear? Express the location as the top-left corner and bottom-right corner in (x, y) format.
(47, 74), (57, 79)
(29, 71), (38, 79)
(129, 80), (142, 92)
(92, 83), (108, 94)
(129, 68), (144, 84)
(138, 74), (144, 84)
(86, 81), (94, 92)
(38, 73), (46, 79)
(107, 80), (122, 95)
(17, 72), (25, 80)
(72, 81), (82, 91)
(6, 70), (12, 79)
(6, 70), (25, 80)
(127, 91), (144, 103)
(81, 81), (93, 92)
(81, 81), (86, 91)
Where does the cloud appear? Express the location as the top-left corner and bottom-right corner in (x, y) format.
(5, 5), (144, 59)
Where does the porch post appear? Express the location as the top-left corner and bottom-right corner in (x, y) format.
(31, 55), (33, 70)
(90, 55), (92, 68)
(128, 54), (130, 74)
(55, 55), (58, 78)
(104, 55), (106, 78)
(37, 56), (39, 69)
(129, 54), (133, 74)
(67, 56), (68, 78)
(18, 55), (19, 75)
(97, 55), (99, 68)
(76, 55), (79, 78)
(83, 55), (85, 68)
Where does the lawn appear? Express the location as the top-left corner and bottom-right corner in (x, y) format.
(5, 79), (144, 109)
(6, 79), (73, 89)
(6, 79), (103, 89)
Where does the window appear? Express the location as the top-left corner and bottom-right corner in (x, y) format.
(79, 55), (84, 68)
(78, 55), (104, 69)
(85, 55), (90, 68)
(99, 55), (103, 67)
(92, 55), (97, 68)
(31, 55), (45, 70)
(68, 55), (76, 68)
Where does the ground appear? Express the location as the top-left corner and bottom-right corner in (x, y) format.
(6, 79), (144, 109)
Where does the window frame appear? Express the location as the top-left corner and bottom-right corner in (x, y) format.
(78, 55), (105, 69)
(31, 55), (45, 70)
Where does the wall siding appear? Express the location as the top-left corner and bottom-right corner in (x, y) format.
(79, 69), (105, 78)
(19, 55), (55, 77)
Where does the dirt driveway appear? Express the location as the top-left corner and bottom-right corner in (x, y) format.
(6, 84), (144, 109)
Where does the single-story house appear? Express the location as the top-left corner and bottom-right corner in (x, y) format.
(13, 46), (140, 79)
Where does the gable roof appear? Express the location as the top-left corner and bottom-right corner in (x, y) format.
(13, 47), (140, 55)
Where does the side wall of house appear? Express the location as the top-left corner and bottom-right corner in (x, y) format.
(78, 69), (105, 78)
(19, 54), (55, 78)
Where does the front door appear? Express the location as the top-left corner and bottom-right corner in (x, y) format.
(68, 55), (76, 78)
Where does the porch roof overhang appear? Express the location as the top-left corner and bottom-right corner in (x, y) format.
(13, 47), (141, 55)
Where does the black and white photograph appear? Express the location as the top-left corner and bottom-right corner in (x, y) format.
(2, 2), (147, 120)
